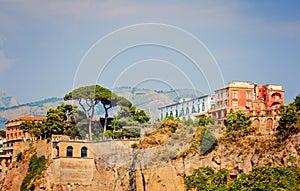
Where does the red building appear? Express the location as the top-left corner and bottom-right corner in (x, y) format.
(212, 81), (284, 125)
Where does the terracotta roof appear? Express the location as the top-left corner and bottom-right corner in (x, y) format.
(5, 116), (46, 124)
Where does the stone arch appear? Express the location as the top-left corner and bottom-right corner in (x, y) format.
(266, 118), (273, 131)
(252, 118), (260, 131)
(81, 147), (88, 158)
(66, 146), (73, 157)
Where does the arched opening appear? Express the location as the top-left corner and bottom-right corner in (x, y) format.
(56, 146), (60, 157)
(271, 102), (281, 107)
(66, 146), (73, 157)
(266, 118), (273, 131)
(81, 147), (87, 158)
(252, 119), (260, 131)
(272, 93), (281, 101)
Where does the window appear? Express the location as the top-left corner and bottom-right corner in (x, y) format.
(192, 106), (196, 113)
(202, 102), (205, 111)
(81, 147), (87, 157)
(170, 111), (173, 117)
(246, 101), (251, 107)
(246, 91), (251, 99)
(67, 146), (73, 157)
(175, 110), (178, 117)
(218, 101), (222, 108)
(275, 94), (280, 101)
(197, 104), (200, 112)
(233, 101), (238, 106)
(233, 90), (238, 99)
(186, 107), (189, 114)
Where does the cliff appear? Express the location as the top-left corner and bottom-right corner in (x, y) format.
(1, 128), (299, 191)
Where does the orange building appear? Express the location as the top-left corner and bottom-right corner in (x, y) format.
(2, 116), (45, 161)
(213, 81), (255, 122)
(212, 81), (284, 125)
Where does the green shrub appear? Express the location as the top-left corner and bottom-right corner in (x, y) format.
(20, 154), (48, 191)
(185, 166), (300, 191)
(16, 152), (23, 162)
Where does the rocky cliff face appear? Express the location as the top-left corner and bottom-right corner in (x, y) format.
(3, 132), (297, 191)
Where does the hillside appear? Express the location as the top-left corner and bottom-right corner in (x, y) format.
(0, 87), (202, 128)
(113, 87), (202, 120)
(0, 98), (63, 129)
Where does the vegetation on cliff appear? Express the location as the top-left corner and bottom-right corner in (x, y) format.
(276, 95), (300, 140)
(106, 105), (150, 139)
(185, 166), (300, 191)
(20, 104), (80, 140)
(20, 154), (48, 191)
(226, 109), (251, 139)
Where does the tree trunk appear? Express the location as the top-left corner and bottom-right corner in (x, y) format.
(103, 107), (108, 138)
(88, 118), (92, 141)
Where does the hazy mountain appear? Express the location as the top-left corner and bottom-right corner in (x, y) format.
(0, 98), (63, 129)
(0, 91), (19, 108)
(0, 87), (202, 129)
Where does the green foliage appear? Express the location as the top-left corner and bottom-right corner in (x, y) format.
(160, 116), (180, 133)
(229, 167), (300, 190)
(20, 154), (48, 191)
(133, 109), (150, 123)
(16, 152), (23, 162)
(64, 85), (132, 140)
(20, 104), (80, 140)
(0, 129), (6, 137)
(226, 110), (251, 138)
(184, 167), (228, 191)
(185, 166), (300, 191)
(20, 120), (44, 139)
(294, 94), (300, 111)
(105, 105), (149, 139)
(277, 103), (300, 139)
(198, 116), (216, 127)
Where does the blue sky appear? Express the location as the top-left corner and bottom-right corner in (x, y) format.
(0, 0), (299, 103)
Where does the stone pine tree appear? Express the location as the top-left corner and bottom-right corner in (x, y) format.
(64, 85), (132, 140)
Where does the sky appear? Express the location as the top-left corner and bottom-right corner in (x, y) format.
(0, 0), (300, 104)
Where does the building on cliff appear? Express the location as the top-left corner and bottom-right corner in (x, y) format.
(211, 81), (284, 133)
(0, 116), (45, 163)
(158, 95), (215, 121)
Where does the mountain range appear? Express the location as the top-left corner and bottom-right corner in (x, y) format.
(0, 87), (202, 129)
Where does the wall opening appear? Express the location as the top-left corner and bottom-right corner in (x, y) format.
(56, 146), (60, 157)
(67, 146), (73, 157)
(266, 118), (273, 131)
(81, 147), (87, 158)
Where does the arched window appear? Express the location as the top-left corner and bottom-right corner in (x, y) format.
(66, 146), (73, 157)
(81, 147), (87, 158)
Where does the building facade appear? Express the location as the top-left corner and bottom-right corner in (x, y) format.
(158, 95), (215, 121)
(2, 116), (45, 161)
(212, 81), (284, 132)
